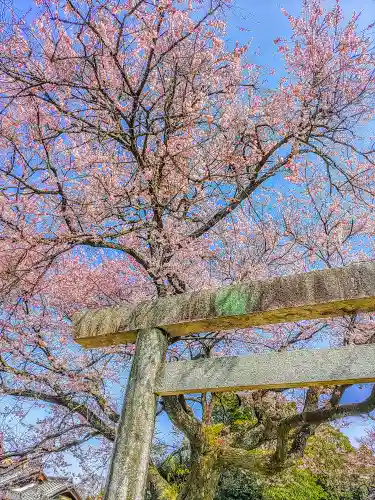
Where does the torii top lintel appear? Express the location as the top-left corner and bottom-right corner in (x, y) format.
(73, 262), (375, 348)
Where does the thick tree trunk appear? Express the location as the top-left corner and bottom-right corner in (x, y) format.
(104, 328), (168, 500)
(178, 451), (220, 500)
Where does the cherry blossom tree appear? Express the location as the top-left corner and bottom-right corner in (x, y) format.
(0, 0), (375, 498)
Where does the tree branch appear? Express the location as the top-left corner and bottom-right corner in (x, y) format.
(1, 386), (115, 441)
(273, 385), (375, 468)
(162, 395), (203, 448)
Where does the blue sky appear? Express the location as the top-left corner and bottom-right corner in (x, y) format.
(5, 0), (375, 479)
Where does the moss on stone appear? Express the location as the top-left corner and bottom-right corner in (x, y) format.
(203, 423), (226, 446)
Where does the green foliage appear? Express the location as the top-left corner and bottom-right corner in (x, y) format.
(159, 452), (190, 487)
(305, 425), (353, 463)
(203, 423), (226, 446)
(214, 469), (263, 500)
(212, 393), (257, 427)
(261, 426), (373, 500)
(263, 469), (327, 500)
(304, 426), (371, 500)
(214, 462), (371, 500)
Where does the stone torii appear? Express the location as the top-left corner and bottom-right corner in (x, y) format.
(73, 261), (375, 500)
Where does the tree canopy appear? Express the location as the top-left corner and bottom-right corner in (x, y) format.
(155, 395), (375, 499)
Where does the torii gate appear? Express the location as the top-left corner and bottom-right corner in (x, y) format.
(73, 261), (375, 500)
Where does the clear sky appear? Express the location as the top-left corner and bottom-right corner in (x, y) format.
(5, 0), (375, 477)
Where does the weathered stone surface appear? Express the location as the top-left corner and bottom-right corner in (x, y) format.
(74, 262), (375, 347)
(156, 344), (375, 395)
(104, 328), (167, 500)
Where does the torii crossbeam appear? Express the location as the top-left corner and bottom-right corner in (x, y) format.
(73, 262), (375, 500)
